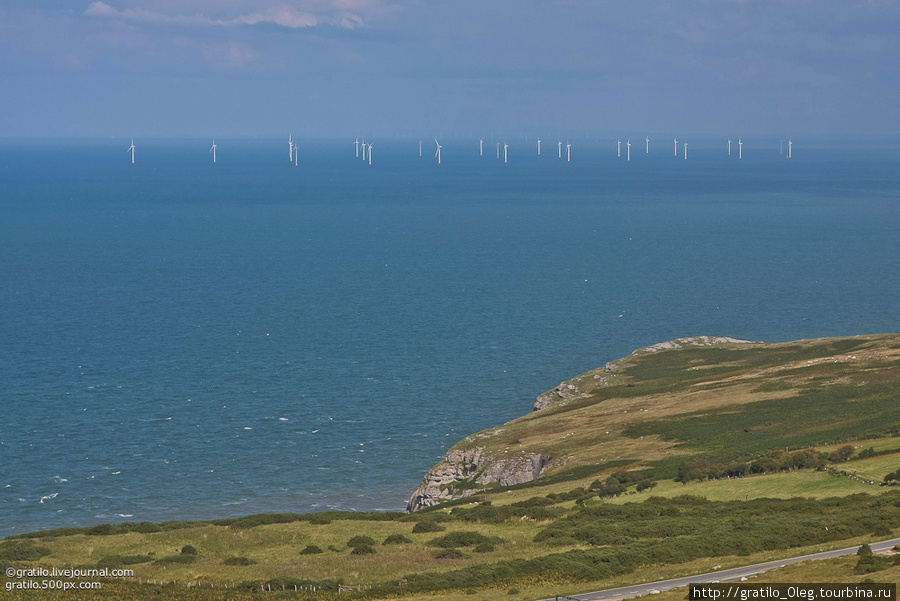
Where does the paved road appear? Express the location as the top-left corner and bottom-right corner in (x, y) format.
(542, 537), (900, 601)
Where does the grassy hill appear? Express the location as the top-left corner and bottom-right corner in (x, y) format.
(3, 334), (900, 600)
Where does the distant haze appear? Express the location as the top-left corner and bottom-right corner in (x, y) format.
(1, 1), (898, 138)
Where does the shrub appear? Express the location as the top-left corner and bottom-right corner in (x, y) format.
(348, 535), (376, 548)
(224, 556), (254, 566)
(180, 545), (198, 556)
(300, 545), (324, 555)
(508, 588), (521, 595)
(412, 521), (445, 533)
(383, 534), (413, 545)
(0, 541), (52, 562)
(429, 531), (504, 548)
(97, 555), (124, 569)
(829, 445), (855, 462)
(473, 543), (495, 553)
(350, 544), (376, 555)
(308, 514), (332, 525)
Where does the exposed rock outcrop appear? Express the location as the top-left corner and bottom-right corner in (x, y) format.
(406, 447), (552, 512)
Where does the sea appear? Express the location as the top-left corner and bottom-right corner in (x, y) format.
(1, 136), (898, 537)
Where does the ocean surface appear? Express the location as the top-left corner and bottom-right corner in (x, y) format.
(1, 136), (898, 537)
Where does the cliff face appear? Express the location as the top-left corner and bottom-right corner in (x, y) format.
(406, 447), (553, 512)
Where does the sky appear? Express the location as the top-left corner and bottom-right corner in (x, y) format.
(1, 0), (898, 138)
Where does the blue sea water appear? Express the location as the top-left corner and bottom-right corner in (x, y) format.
(1, 137), (898, 537)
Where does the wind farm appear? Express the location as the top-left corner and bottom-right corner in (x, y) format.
(116, 133), (798, 170)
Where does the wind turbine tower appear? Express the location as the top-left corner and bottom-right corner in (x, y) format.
(558, 141), (562, 158)
(434, 139), (442, 164)
(361, 140), (367, 162)
(617, 139), (621, 158)
(674, 138), (678, 157)
(537, 139), (541, 155)
(504, 142), (509, 163)
(728, 139), (732, 156)
(289, 135), (294, 162)
(210, 139), (217, 163)
(479, 139), (484, 156)
(627, 139), (631, 161)
(646, 137), (649, 154)
(355, 138), (360, 158)
(684, 143), (688, 160)
(127, 139), (135, 164)
(419, 140), (423, 157)
(739, 138), (743, 159)
(368, 144), (373, 165)
(566, 142), (571, 162)
(788, 139), (792, 159)
(294, 144), (299, 166)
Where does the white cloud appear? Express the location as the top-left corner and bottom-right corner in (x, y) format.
(84, 1), (369, 29)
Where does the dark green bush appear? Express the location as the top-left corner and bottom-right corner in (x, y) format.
(97, 555), (124, 569)
(180, 545), (198, 556)
(224, 556), (254, 566)
(350, 544), (376, 555)
(412, 520), (446, 533)
(429, 531), (504, 548)
(383, 534), (413, 545)
(347, 535), (376, 548)
(0, 541), (52, 562)
(300, 545), (324, 555)
(308, 514), (332, 525)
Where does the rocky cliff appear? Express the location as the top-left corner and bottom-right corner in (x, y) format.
(406, 336), (756, 512)
(406, 446), (553, 512)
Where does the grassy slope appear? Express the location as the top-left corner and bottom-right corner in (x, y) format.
(4, 334), (900, 599)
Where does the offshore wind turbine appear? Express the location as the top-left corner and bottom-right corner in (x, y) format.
(355, 138), (360, 158)
(646, 136), (650, 154)
(617, 139), (621, 158)
(434, 138), (442, 164)
(497, 142), (500, 159)
(627, 139), (631, 161)
(739, 138), (743, 159)
(210, 139), (217, 163)
(361, 140), (367, 162)
(684, 142), (688, 160)
(674, 138), (678, 157)
(566, 141), (571, 162)
(728, 139), (732, 156)
(479, 138), (484, 156)
(289, 135), (294, 162)
(503, 142), (509, 163)
(368, 143), (373, 165)
(294, 143), (299, 166)
(419, 140), (422, 157)
(127, 139), (135, 164)
(558, 141), (562, 158)
(788, 139), (792, 159)
(537, 139), (541, 155)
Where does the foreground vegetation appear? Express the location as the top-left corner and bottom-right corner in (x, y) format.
(4, 334), (900, 599)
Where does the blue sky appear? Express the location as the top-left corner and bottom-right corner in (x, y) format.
(1, 0), (898, 138)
